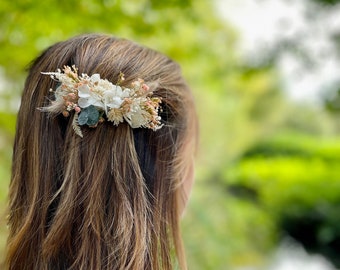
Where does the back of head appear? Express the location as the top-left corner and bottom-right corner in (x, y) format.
(6, 34), (197, 270)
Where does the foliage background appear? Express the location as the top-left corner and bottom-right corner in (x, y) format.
(0, 0), (339, 269)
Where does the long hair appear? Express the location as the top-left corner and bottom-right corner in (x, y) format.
(6, 34), (197, 270)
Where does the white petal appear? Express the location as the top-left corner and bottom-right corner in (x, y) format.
(107, 97), (123, 109)
(91, 74), (101, 82)
(122, 89), (131, 98)
(103, 91), (114, 100)
(129, 107), (147, 128)
(78, 85), (91, 97)
(93, 100), (105, 109)
(78, 97), (91, 108)
(115, 86), (123, 96)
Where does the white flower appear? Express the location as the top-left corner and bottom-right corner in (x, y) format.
(128, 108), (148, 128)
(103, 85), (130, 112)
(104, 92), (123, 109)
(125, 99), (149, 128)
(78, 84), (105, 109)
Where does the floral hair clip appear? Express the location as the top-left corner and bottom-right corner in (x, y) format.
(41, 65), (162, 137)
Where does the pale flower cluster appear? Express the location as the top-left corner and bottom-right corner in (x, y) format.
(42, 65), (162, 137)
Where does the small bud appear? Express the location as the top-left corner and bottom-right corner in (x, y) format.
(142, 84), (149, 91)
(74, 106), (81, 113)
(68, 93), (76, 99)
(62, 111), (70, 117)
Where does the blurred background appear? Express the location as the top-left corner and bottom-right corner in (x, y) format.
(0, 0), (339, 269)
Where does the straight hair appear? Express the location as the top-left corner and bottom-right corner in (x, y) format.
(6, 34), (197, 270)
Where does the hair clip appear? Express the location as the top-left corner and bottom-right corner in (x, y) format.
(41, 65), (162, 137)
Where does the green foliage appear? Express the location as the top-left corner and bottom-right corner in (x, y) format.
(310, 0), (340, 5)
(221, 133), (340, 267)
(78, 105), (100, 126)
(325, 88), (340, 113)
(0, 0), (229, 78)
(0, 112), (13, 261)
(183, 185), (276, 269)
(224, 134), (340, 213)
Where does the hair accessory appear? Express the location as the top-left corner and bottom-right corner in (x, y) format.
(41, 65), (162, 137)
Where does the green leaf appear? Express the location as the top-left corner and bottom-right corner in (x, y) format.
(86, 105), (100, 126)
(78, 110), (89, 125)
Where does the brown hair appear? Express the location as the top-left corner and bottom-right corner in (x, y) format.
(6, 34), (197, 270)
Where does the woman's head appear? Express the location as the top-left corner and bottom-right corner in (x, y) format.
(6, 34), (197, 270)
